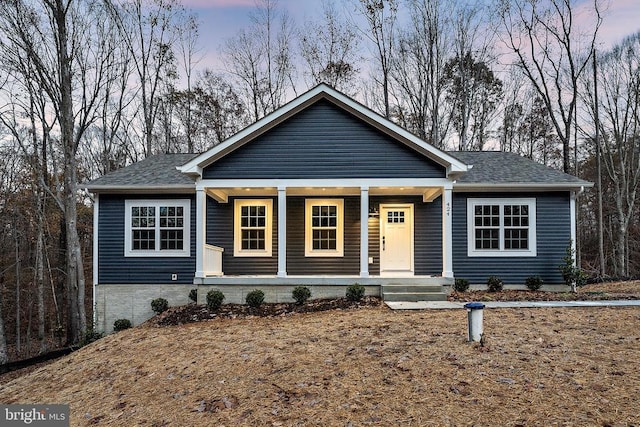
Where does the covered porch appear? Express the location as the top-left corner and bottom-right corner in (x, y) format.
(193, 178), (454, 286)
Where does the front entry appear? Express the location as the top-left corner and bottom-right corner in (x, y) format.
(379, 204), (414, 275)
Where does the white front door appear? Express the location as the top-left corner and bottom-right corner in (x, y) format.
(379, 204), (414, 275)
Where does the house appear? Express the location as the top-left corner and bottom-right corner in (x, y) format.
(85, 84), (591, 332)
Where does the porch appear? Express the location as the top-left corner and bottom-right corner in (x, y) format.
(193, 275), (454, 304)
(193, 179), (455, 292)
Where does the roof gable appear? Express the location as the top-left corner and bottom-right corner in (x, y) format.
(178, 84), (469, 178)
(202, 99), (447, 180)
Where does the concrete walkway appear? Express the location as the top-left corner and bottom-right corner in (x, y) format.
(385, 299), (640, 310)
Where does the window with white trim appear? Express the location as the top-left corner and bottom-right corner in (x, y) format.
(467, 198), (536, 257)
(305, 199), (344, 257)
(234, 199), (273, 257)
(124, 200), (190, 257)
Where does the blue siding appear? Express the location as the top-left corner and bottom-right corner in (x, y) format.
(206, 197), (278, 275)
(452, 192), (571, 285)
(98, 194), (196, 284)
(203, 100), (446, 179)
(286, 197), (360, 275)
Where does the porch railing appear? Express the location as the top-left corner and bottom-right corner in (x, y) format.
(204, 244), (224, 276)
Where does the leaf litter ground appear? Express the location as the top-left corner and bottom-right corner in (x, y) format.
(0, 282), (639, 426)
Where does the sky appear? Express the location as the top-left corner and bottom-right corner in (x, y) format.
(180, 0), (640, 74)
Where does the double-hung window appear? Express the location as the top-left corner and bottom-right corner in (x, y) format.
(125, 200), (190, 257)
(467, 198), (536, 257)
(305, 199), (344, 257)
(234, 199), (273, 257)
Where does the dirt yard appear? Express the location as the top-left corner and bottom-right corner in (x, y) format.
(1, 293), (639, 426)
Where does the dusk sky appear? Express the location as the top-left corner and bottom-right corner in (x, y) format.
(180, 0), (640, 74)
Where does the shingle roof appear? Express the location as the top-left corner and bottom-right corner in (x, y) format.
(84, 151), (590, 192)
(84, 153), (198, 190)
(449, 151), (590, 186)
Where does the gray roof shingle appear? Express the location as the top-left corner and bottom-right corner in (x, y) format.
(84, 150), (590, 192)
(449, 151), (590, 186)
(84, 153), (198, 190)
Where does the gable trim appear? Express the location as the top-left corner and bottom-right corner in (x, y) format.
(178, 84), (469, 178)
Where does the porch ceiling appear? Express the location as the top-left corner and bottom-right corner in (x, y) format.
(205, 186), (444, 201)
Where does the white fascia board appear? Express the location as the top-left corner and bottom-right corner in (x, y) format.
(178, 84), (470, 177)
(83, 185), (195, 194)
(453, 182), (593, 192)
(197, 177), (453, 190)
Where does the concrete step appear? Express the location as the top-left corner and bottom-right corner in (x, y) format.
(381, 284), (443, 293)
(381, 284), (448, 302)
(382, 291), (449, 302)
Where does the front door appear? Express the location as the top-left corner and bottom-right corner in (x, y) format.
(379, 204), (414, 275)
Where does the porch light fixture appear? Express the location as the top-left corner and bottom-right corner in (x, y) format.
(368, 206), (379, 217)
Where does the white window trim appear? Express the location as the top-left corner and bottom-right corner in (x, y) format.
(467, 198), (537, 257)
(234, 199), (273, 257)
(305, 198), (344, 257)
(124, 199), (191, 257)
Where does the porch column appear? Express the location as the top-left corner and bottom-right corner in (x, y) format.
(277, 187), (287, 277)
(442, 187), (453, 278)
(195, 187), (206, 278)
(360, 187), (369, 277)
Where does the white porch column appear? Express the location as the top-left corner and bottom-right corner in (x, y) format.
(570, 191), (577, 268)
(278, 187), (287, 277)
(360, 187), (369, 277)
(195, 187), (206, 278)
(442, 187), (454, 278)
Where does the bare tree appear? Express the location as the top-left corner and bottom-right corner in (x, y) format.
(299, 0), (360, 93)
(582, 34), (640, 277)
(106, 0), (183, 157)
(0, 0), (121, 343)
(499, 0), (602, 173)
(389, 0), (451, 145)
(356, 0), (398, 118)
(222, 0), (296, 122)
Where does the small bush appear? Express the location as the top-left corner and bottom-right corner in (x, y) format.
(113, 318), (132, 332)
(454, 278), (470, 292)
(346, 283), (366, 302)
(206, 290), (225, 311)
(525, 276), (544, 291)
(292, 286), (311, 305)
(487, 276), (504, 292)
(246, 289), (265, 308)
(151, 297), (169, 314)
(189, 288), (198, 303)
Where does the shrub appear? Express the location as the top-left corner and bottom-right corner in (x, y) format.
(113, 318), (132, 332)
(189, 288), (198, 303)
(206, 290), (225, 311)
(151, 297), (169, 314)
(487, 276), (504, 292)
(559, 241), (589, 292)
(346, 283), (366, 302)
(525, 276), (544, 291)
(246, 289), (265, 308)
(454, 278), (470, 292)
(292, 286), (311, 305)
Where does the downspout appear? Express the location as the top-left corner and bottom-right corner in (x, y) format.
(92, 194), (99, 329)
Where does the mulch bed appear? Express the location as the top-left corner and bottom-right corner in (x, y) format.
(148, 296), (383, 327)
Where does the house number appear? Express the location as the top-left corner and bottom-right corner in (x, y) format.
(446, 202), (451, 217)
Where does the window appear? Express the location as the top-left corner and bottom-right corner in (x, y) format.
(125, 200), (190, 257)
(467, 198), (536, 257)
(305, 199), (344, 257)
(234, 199), (273, 257)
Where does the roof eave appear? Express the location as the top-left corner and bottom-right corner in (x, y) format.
(453, 182), (593, 192)
(83, 184), (195, 194)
